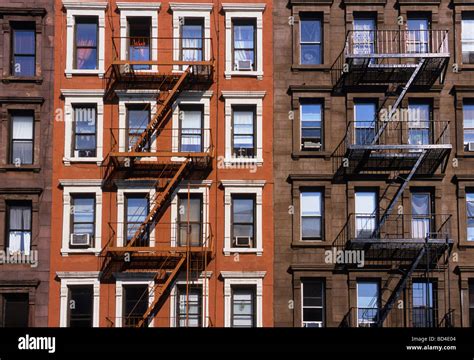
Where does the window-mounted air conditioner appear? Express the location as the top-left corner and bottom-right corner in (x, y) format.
(235, 60), (253, 71)
(468, 142), (474, 152)
(70, 233), (91, 247)
(234, 236), (252, 247)
(303, 321), (323, 328)
(302, 141), (321, 150)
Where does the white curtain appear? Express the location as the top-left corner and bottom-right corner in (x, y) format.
(301, 192), (321, 217)
(181, 110), (202, 150)
(233, 111), (254, 147)
(234, 25), (254, 62)
(353, 19), (375, 55)
(8, 205), (31, 255)
(411, 194), (430, 239)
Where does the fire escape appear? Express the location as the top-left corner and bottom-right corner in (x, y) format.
(331, 29), (453, 327)
(100, 36), (214, 327)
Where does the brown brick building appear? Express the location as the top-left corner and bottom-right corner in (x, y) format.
(0, 2), (54, 326)
(274, 0), (474, 327)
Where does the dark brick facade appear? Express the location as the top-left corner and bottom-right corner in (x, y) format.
(0, 2), (54, 326)
(274, 0), (474, 327)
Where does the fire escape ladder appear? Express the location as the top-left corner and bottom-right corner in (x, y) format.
(137, 255), (186, 328)
(126, 159), (190, 248)
(372, 58), (426, 145)
(132, 68), (191, 154)
(375, 150), (427, 235)
(376, 246), (427, 327)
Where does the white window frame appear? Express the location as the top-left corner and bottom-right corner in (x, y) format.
(63, 1), (107, 78)
(222, 91), (265, 166)
(169, 272), (211, 327)
(222, 3), (265, 80)
(170, 181), (211, 248)
(467, 192), (474, 241)
(58, 271), (100, 328)
(301, 279), (325, 327)
(60, 180), (102, 255)
(115, 276), (155, 328)
(171, 91), (212, 162)
(221, 271), (265, 327)
(117, 90), (158, 158)
(116, 184), (156, 247)
(222, 180), (265, 256)
(170, 3), (212, 72)
(61, 89), (104, 166)
(117, 2), (161, 73)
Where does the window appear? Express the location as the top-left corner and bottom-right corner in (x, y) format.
(67, 286), (93, 327)
(231, 287), (255, 328)
(70, 195), (95, 245)
(11, 23), (35, 77)
(300, 191), (322, 240)
(231, 195), (255, 248)
(181, 18), (204, 62)
(300, 101), (322, 150)
(463, 100), (474, 150)
(355, 191), (377, 238)
(128, 17), (151, 70)
(408, 101), (431, 146)
(1, 293), (29, 327)
(354, 101), (376, 145)
(299, 15), (322, 65)
(179, 106), (203, 153)
(467, 193), (474, 241)
(123, 285), (149, 327)
(353, 14), (376, 59)
(126, 105), (150, 151)
(176, 286), (202, 327)
(125, 194), (148, 247)
(462, 13), (474, 64)
(7, 202), (32, 255)
(407, 15), (430, 53)
(177, 194), (202, 247)
(357, 281), (379, 327)
(412, 280), (436, 328)
(233, 19), (255, 71)
(232, 106), (255, 158)
(75, 17), (98, 70)
(10, 112), (34, 165)
(469, 280), (474, 327)
(411, 193), (432, 239)
(302, 279), (324, 327)
(73, 106), (96, 158)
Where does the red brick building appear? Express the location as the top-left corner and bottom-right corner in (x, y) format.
(48, 0), (273, 327)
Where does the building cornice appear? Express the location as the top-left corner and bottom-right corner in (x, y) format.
(61, 89), (105, 97)
(289, 85), (333, 93)
(288, 174), (334, 182)
(116, 2), (161, 10)
(343, 0), (386, 5)
(397, 0), (441, 5)
(221, 3), (266, 12)
(290, 0), (333, 5)
(0, 97), (44, 104)
(62, 1), (108, 10)
(59, 179), (103, 187)
(56, 271), (101, 279)
(169, 3), (213, 11)
(0, 8), (47, 16)
(221, 91), (266, 99)
(289, 264), (337, 272)
(220, 271), (266, 279)
(220, 180), (266, 188)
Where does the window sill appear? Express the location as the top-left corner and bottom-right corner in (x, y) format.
(0, 164), (41, 172)
(63, 157), (103, 166)
(223, 247), (263, 256)
(1, 76), (43, 84)
(291, 64), (331, 72)
(292, 151), (331, 159)
(224, 70), (263, 80)
(61, 248), (101, 256)
(291, 240), (328, 248)
(459, 64), (474, 71)
(223, 158), (263, 166)
(65, 69), (104, 78)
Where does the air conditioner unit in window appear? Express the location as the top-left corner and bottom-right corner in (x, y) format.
(302, 141), (321, 150)
(70, 233), (91, 247)
(235, 60), (253, 71)
(234, 236), (252, 247)
(303, 321), (323, 328)
(468, 142), (474, 152)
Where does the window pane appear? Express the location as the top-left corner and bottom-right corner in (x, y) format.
(301, 19), (321, 43)
(12, 115), (33, 140)
(464, 103), (474, 129)
(127, 196), (148, 223)
(68, 286), (93, 327)
(301, 192), (321, 216)
(13, 29), (35, 55)
(9, 204), (31, 231)
(76, 19), (98, 70)
(13, 56), (35, 77)
(3, 293), (29, 327)
(73, 197), (95, 223)
(12, 141), (33, 164)
(232, 198), (254, 223)
(357, 282), (379, 308)
(412, 194), (430, 215)
(234, 24), (254, 49)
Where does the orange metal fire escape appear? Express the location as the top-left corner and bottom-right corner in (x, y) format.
(100, 36), (214, 327)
